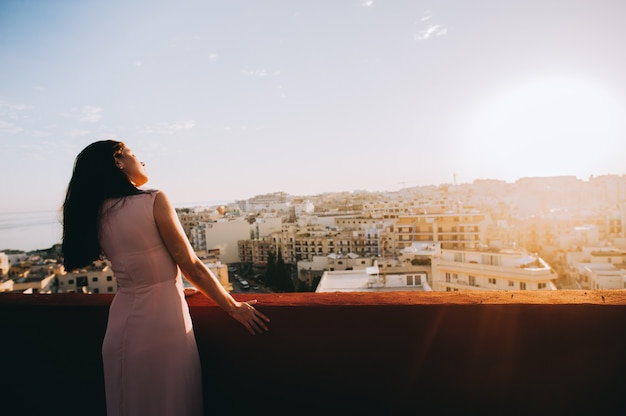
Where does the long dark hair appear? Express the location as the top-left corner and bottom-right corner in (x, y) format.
(62, 140), (143, 271)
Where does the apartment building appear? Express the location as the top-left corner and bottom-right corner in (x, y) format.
(381, 211), (489, 257)
(431, 247), (557, 291)
(564, 246), (626, 289)
(316, 261), (431, 292)
(203, 219), (253, 264)
(247, 192), (290, 211)
(238, 239), (274, 266)
(1, 255), (61, 293)
(190, 223), (209, 252)
(176, 207), (221, 239)
(270, 224), (376, 263)
(57, 260), (117, 294)
(362, 192), (447, 219)
(198, 258), (233, 292)
(290, 198), (315, 216)
(576, 263), (626, 290)
(12, 269), (56, 293)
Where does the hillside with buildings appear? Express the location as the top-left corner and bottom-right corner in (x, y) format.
(2, 175), (626, 293)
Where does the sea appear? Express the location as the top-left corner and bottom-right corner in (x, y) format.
(0, 210), (63, 252)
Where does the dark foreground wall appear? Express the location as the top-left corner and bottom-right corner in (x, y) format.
(1, 291), (625, 416)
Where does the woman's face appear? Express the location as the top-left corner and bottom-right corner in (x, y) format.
(115, 147), (149, 186)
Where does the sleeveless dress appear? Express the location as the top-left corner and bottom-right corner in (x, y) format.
(99, 191), (203, 416)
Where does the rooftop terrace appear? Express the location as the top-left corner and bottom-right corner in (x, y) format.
(1, 290), (625, 415)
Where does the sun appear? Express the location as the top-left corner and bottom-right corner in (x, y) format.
(458, 76), (626, 181)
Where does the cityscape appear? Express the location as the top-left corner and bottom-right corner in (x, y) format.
(3, 173), (626, 294)
(3, 2), (626, 414)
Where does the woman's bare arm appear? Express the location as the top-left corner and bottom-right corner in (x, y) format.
(153, 190), (269, 335)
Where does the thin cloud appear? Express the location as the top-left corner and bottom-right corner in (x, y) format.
(5, 140), (57, 161)
(415, 24), (447, 41)
(241, 69), (268, 77)
(68, 128), (91, 137)
(361, 1), (374, 7)
(209, 53), (218, 61)
(32, 130), (52, 137)
(0, 99), (32, 120)
(414, 10), (447, 41)
(278, 85), (287, 99)
(0, 120), (23, 135)
(60, 105), (103, 123)
(141, 120), (196, 135)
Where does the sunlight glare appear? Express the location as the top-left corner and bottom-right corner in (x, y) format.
(460, 77), (626, 180)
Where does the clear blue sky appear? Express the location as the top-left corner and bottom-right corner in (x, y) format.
(2, 0), (626, 213)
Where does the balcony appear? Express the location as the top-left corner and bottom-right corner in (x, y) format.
(1, 290), (625, 415)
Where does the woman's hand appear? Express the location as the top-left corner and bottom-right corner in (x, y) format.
(228, 299), (270, 335)
(183, 287), (199, 298)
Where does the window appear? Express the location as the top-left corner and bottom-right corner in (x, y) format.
(520, 282), (526, 290)
(482, 255), (501, 266)
(108, 287), (114, 292)
(107, 275), (113, 281)
(488, 278), (496, 285)
(68, 279), (74, 284)
(406, 275), (414, 285)
(469, 275), (476, 286)
(508, 280), (514, 287)
(92, 277), (98, 282)
(445, 273), (451, 283)
(538, 283), (546, 289)
(93, 288), (99, 293)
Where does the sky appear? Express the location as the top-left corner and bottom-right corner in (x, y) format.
(1, 0), (626, 213)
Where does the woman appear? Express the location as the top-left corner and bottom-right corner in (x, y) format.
(62, 140), (270, 416)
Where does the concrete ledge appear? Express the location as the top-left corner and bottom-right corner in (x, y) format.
(1, 291), (625, 415)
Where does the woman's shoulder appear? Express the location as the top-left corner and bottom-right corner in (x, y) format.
(151, 189), (174, 209)
(106, 190), (161, 207)
(142, 188), (161, 198)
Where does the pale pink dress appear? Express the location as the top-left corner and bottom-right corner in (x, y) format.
(99, 191), (203, 416)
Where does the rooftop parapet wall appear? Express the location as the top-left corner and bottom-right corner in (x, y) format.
(1, 291), (625, 416)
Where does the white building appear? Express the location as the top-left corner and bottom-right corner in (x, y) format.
(291, 200), (315, 216)
(577, 263), (626, 290)
(57, 260), (117, 294)
(0, 252), (9, 277)
(12, 270), (56, 294)
(298, 252), (373, 275)
(432, 247), (557, 291)
(316, 262), (431, 293)
(255, 216), (283, 239)
(205, 219), (253, 264)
